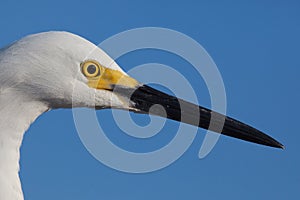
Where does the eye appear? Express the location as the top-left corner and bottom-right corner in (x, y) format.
(81, 60), (102, 78)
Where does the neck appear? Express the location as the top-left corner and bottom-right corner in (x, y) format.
(0, 90), (48, 200)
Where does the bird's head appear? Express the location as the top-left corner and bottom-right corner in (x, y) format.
(1, 31), (140, 110)
(0, 31), (283, 149)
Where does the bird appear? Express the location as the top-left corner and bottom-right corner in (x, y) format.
(0, 31), (283, 200)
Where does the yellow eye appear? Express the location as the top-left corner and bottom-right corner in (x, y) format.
(81, 60), (102, 78)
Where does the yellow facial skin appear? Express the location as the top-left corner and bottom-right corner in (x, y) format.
(81, 60), (139, 90)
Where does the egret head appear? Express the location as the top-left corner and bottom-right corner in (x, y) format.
(1, 32), (139, 110)
(0, 31), (283, 149)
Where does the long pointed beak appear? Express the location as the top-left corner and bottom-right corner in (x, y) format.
(86, 66), (283, 149)
(113, 84), (284, 149)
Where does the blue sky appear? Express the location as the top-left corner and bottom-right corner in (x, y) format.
(1, 0), (299, 199)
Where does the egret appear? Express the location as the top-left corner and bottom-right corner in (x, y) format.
(0, 32), (283, 200)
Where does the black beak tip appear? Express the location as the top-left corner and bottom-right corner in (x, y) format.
(267, 136), (285, 149)
(277, 142), (285, 149)
(265, 137), (284, 149)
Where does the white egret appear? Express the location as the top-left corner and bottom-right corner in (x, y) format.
(0, 32), (283, 200)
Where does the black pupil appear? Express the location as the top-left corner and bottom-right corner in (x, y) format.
(87, 64), (97, 74)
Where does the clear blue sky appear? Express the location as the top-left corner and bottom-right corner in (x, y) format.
(0, 0), (299, 199)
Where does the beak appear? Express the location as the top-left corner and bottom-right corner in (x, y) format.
(89, 67), (284, 149)
(114, 84), (284, 149)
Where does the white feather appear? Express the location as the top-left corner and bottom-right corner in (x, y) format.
(0, 89), (47, 200)
(0, 31), (128, 200)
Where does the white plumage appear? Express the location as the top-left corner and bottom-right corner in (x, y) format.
(0, 31), (283, 200)
(0, 32), (130, 200)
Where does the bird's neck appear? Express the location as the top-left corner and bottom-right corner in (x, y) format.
(0, 90), (48, 200)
